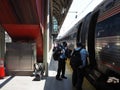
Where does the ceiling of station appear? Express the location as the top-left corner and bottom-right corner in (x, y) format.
(0, 0), (43, 24)
(0, 0), (73, 33)
(51, 0), (73, 30)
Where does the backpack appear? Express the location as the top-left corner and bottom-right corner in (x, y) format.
(65, 48), (72, 58)
(53, 49), (61, 61)
(70, 48), (82, 68)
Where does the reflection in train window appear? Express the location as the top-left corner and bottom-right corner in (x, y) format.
(96, 13), (120, 38)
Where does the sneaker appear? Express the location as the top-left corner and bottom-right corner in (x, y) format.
(56, 77), (62, 81)
(61, 76), (67, 79)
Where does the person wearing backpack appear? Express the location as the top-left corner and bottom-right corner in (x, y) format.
(52, 43), (61, 61)
(70, 42), (88, 90)
(56, 42), (68, 80)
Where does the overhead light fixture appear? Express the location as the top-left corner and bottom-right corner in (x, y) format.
(61, 8), (66, 14)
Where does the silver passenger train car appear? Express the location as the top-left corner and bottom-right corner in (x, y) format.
(57, 0), (120, 89)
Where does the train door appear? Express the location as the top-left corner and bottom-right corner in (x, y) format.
(79, 12), (99, 66)
(76, 23), (82, 42)
(87, 11), (99, 67)
(81, 11), (101, 87)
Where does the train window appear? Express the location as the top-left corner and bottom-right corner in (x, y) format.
(96, 13), (120, 37)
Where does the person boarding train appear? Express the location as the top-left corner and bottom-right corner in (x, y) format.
(70, 42), (89, 90)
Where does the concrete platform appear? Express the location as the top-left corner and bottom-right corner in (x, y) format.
(0, 58), (95, 90)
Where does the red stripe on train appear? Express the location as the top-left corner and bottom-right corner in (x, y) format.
(98, 4), (120, 22)
(101, 61), (120, 71)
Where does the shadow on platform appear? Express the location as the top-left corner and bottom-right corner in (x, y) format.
(43, 58), (95, 90)
(0, 76), (14, 89)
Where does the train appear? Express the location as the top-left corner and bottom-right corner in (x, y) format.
(56, 0), (120, 89)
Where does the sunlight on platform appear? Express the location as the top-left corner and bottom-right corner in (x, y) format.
(49, 71), (57, 77)
(0, 58), (95, 90)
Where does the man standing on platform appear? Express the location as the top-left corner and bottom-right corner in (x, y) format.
(56, 42), (68, 80)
